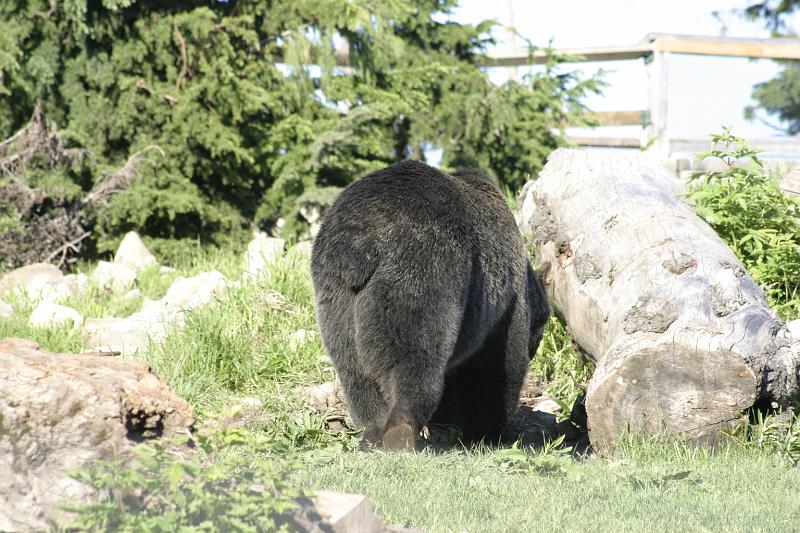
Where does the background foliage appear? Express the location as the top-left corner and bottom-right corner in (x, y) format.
(0, 0), (601, 262)
(743, 1), (800, 133)
(686, 128), (800, 319)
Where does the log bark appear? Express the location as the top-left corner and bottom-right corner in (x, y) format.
(518, 149), (800, 449)
(0, 338), (194, 531)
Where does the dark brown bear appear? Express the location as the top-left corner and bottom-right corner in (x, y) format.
(311, 160), (549, 449)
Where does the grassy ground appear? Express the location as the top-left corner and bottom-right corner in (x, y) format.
(2, 248), (799, 531)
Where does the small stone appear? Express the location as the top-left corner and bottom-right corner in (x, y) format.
(239, 396), (263, 408)
(122, 288), (142, 303)
(299, 204), (322, 225)
(81, 307), (178, 355)
(29, 301), (83, 329)
(0, 263), (64, 299)
(293, 241), (313, 256)
(91, 261), (137, 293)
(39, 273), (89, 303)
(288, 329), (314, 352)
(159, 266), (176, 274)
(114, 231), (158, 272)
(786, 319), (800, 340)
(294, 381), (343, 412)
(244, 231), (285, 278)
(0, 300), (13, 318)
(532, 398), (562, 415)
(312, 491), (385, 533)
(64, 273), (90, 297)
(161, 270), (227, 312)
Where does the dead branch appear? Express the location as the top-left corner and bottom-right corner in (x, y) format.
(174, 23), (190, 90)
(44, 231), (91, 269)
(82, 145), (165, 205)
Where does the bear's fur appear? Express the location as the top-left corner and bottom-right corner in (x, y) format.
(311, 160), (549, 449)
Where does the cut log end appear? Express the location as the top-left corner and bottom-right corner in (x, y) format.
(586, 337), (757, 450)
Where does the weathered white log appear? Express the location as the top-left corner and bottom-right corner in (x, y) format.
(518, 149), (800, 449)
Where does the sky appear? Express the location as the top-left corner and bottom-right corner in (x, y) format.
(450, 0), (799, 140)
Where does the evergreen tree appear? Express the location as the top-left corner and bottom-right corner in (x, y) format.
(0, 0), (601, 262)
(742, 1), (800, 134)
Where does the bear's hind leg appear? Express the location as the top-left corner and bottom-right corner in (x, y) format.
(440, 302), (531, 444)
(336, 366), (390, 447)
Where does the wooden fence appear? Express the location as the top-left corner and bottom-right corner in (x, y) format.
(478, 33), (800, 166)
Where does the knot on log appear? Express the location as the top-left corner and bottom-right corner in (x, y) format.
(622, 293), (679, 334)
(662, 254), (696, 275)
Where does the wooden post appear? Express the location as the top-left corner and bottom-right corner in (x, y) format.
(645, 50), (670, 159)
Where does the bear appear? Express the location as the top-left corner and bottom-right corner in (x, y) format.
(311, 160), (549, 449)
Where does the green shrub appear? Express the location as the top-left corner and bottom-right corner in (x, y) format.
(0, 0), (601, 259)
(530, 316), (592, 416)
(67, 426), (300, 532)
(686, 128), (800, 319)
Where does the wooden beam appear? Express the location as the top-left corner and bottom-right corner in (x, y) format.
(653, 37), (800, 59)
(593, 110), (647, 127)
(670, 137), (800, 157)
(477, 34), (800, 67)
(478, 44), (652, 67)
(565, 135), (642, 148)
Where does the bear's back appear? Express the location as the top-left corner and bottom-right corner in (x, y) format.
(323, 160), (511, 239)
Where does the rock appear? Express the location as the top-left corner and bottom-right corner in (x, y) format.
(122, 288), (143, 303)
(34, 273), (90, 303)
(159, 265), (176, 274)
(0, 263), (64, 299)
(245, 232), (285, 278)
(289, 329), (314, 351)
(312, 491), (386, 533)
(63, 273), (90, 297)
(300, 204), (322, 225)
(787, 319), (800, 340)
(0, 338), (194, 531)
(91, 260), (137, 292)
(293, 241), (314, 256)
(295, 381), (344, 413)
(531, 398), (562, 416)
(114, 231), (158, 272)
(161, 270), (227, 312)
(82, 270), (227, 354)
(82, 306), (179, 355)
(0, 300), (13, 318)
(238, 396), (263, 408)
(280, 492), (423, 533)
(29, 301), (83, 329)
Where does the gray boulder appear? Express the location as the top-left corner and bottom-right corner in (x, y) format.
(114, 231), (157, 272)
(91, 261), (137, 293)
(244, 232), (285, 279)
(0, 263), (63, 299)
(28, 301), (83, 329)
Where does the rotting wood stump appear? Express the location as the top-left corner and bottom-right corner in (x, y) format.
(518, 149), (800, 449)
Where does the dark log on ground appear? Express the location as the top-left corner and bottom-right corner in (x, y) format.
(518, 149), (800, 450)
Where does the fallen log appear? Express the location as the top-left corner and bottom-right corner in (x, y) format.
(518, 149), (800, 449)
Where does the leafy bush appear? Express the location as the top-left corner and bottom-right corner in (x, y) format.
(727, 410), (800, 466)
(686, 128), (800, 319)
(0, 0), (602, 260)
(67, 427), (300, 532)
(530, 316), (592, 416)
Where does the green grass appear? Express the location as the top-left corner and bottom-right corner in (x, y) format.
(140, 250), (328, 416)
(291, 440), (800, 532)
(3, 247), (800, 532)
